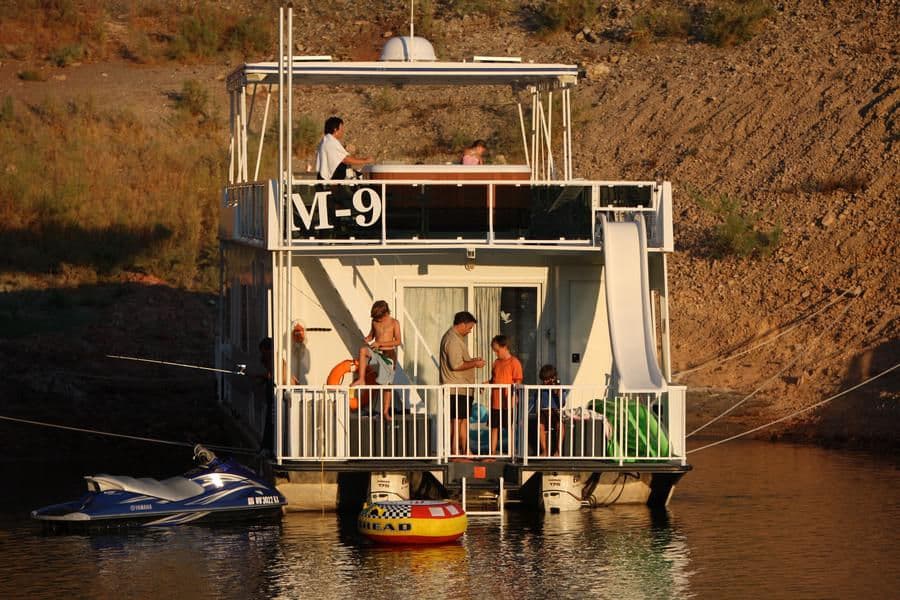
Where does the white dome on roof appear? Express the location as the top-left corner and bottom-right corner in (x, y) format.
(380, 36), (436, 61)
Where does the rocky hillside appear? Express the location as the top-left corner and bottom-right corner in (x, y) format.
(0, 0), (897, 447)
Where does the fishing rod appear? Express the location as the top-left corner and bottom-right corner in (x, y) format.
(0, 414), (258, 455)
(106, 355), (247, 375)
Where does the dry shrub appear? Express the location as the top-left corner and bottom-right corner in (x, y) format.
(18, 70), (46, 81)
(628, 0), (774, 47)
(697, 0), (774, 47)
(528, 0), (602, 35)
(693, 191), (782, 258)
(632, 7), (691, 43)
(0, 96), (225, 289)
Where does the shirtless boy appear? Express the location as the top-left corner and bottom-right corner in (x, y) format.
(350, 300), (402, 419)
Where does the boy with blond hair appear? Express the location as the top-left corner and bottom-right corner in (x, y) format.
(351, 300), (402, 420)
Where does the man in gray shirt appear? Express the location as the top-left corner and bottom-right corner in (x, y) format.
(440, 311), (485, 456)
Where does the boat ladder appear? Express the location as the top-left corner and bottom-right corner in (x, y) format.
(461, 476), (505, 517)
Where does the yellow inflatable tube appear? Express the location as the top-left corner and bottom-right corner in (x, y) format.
(358, 500), (467, 544)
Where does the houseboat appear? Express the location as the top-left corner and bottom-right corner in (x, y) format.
(217, 6), (689, 513)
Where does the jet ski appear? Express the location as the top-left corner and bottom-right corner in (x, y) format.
(32, 445), (286, 530)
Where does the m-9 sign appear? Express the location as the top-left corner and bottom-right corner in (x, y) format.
(291, 187), (382, 231)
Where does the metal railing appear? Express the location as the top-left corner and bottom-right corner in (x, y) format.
(275, 383), (686, 465)
(518, 385), (683, 465)
(446, 384), (518, 461)
(279, 384), (444, 461)
(221, 179), (671, 251)
(221, 181), (269, 243)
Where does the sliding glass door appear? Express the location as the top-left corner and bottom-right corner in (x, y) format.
(474, 286), (538, 385)
(402, 284), (539, 385)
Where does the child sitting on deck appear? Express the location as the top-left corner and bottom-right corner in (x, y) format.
(350, 300), (402, 420)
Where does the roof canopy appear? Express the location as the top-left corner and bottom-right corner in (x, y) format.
(226, 60), (580, 92)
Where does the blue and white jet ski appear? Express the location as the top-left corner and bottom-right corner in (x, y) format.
(32, 445), (285, 529)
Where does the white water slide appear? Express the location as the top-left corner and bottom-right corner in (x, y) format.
(600, 215), (667, 394)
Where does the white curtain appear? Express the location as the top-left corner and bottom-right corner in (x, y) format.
(402, 287), (465, 385)
(474, 287), (501, 380)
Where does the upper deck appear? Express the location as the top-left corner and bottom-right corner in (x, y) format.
(220, 30), (673, 255)
(220, 175), (673, 253)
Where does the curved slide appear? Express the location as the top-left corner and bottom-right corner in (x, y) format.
(600, 215), (667, 394)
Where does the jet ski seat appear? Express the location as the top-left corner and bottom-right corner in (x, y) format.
(87, 475), (205, 502)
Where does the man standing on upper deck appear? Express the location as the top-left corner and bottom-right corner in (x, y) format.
(440, 311), (486, 457)
(315, 116), (373, 180)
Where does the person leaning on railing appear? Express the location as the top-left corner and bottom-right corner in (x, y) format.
(530, 364), (566, 457)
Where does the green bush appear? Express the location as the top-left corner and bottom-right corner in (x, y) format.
(0, 96), (13, 122)
(17, 70), (46, 81)
(632, 7), (691, 42)
(368, 89), (400, 115)
(223, 15), (271, 55)
(293, 114), (320, 157)
(168, 6), (224, 59)
(695, 192), (782, 258)
(174, 80), (209, 118)
(529, 0), (601, 34)
(48, 43), (84, 67)
(697, 0), (774, 47)
(439, 0), (509, 18)
(799, 175), (866, 195)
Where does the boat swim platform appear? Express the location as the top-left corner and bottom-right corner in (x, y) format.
(271, 459), (691, 511)
(270, 458), (692, 477)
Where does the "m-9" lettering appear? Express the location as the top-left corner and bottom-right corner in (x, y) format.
(291, 188), (382, 231)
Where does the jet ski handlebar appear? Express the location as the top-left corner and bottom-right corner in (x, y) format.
(192, 444), (217, 466)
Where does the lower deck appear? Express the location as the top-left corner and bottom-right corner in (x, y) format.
(273, 458), (691, 512)
(269, 382), (688, 511)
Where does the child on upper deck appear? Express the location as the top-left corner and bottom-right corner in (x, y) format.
(489, 335), (523, 454)
(351, 300), (402, 420)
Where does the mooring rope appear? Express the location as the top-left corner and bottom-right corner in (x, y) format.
(674, 289), (853, 378)
(0, 414), (257, 455)
(687, 362), (899, 455)
(687, 295), (857, 438)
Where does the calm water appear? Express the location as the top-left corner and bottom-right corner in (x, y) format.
(1, 441), (898, 599)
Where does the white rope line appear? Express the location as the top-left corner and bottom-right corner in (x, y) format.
(687, 362), (900, 455)
(106, 354), (245, 375)
(674, 290), (851, 378)
(687, 296), (856, 438)
(0, 414), (257, 455)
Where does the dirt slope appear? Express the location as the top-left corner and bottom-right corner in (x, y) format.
(1, 0), (897, 447)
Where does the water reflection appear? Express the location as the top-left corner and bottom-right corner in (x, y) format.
(1, 441), (898, 598)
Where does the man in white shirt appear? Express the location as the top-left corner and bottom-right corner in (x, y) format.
(315, 116), (373, 180)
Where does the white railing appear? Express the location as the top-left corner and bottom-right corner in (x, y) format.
(263, 180), (668, 250)
(275, 383), (687, 465)
(518, 385), (684, 465)
(279, 384), (445, 461)
(222, 181), (268, 243)
(446, 384), (518, 461)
